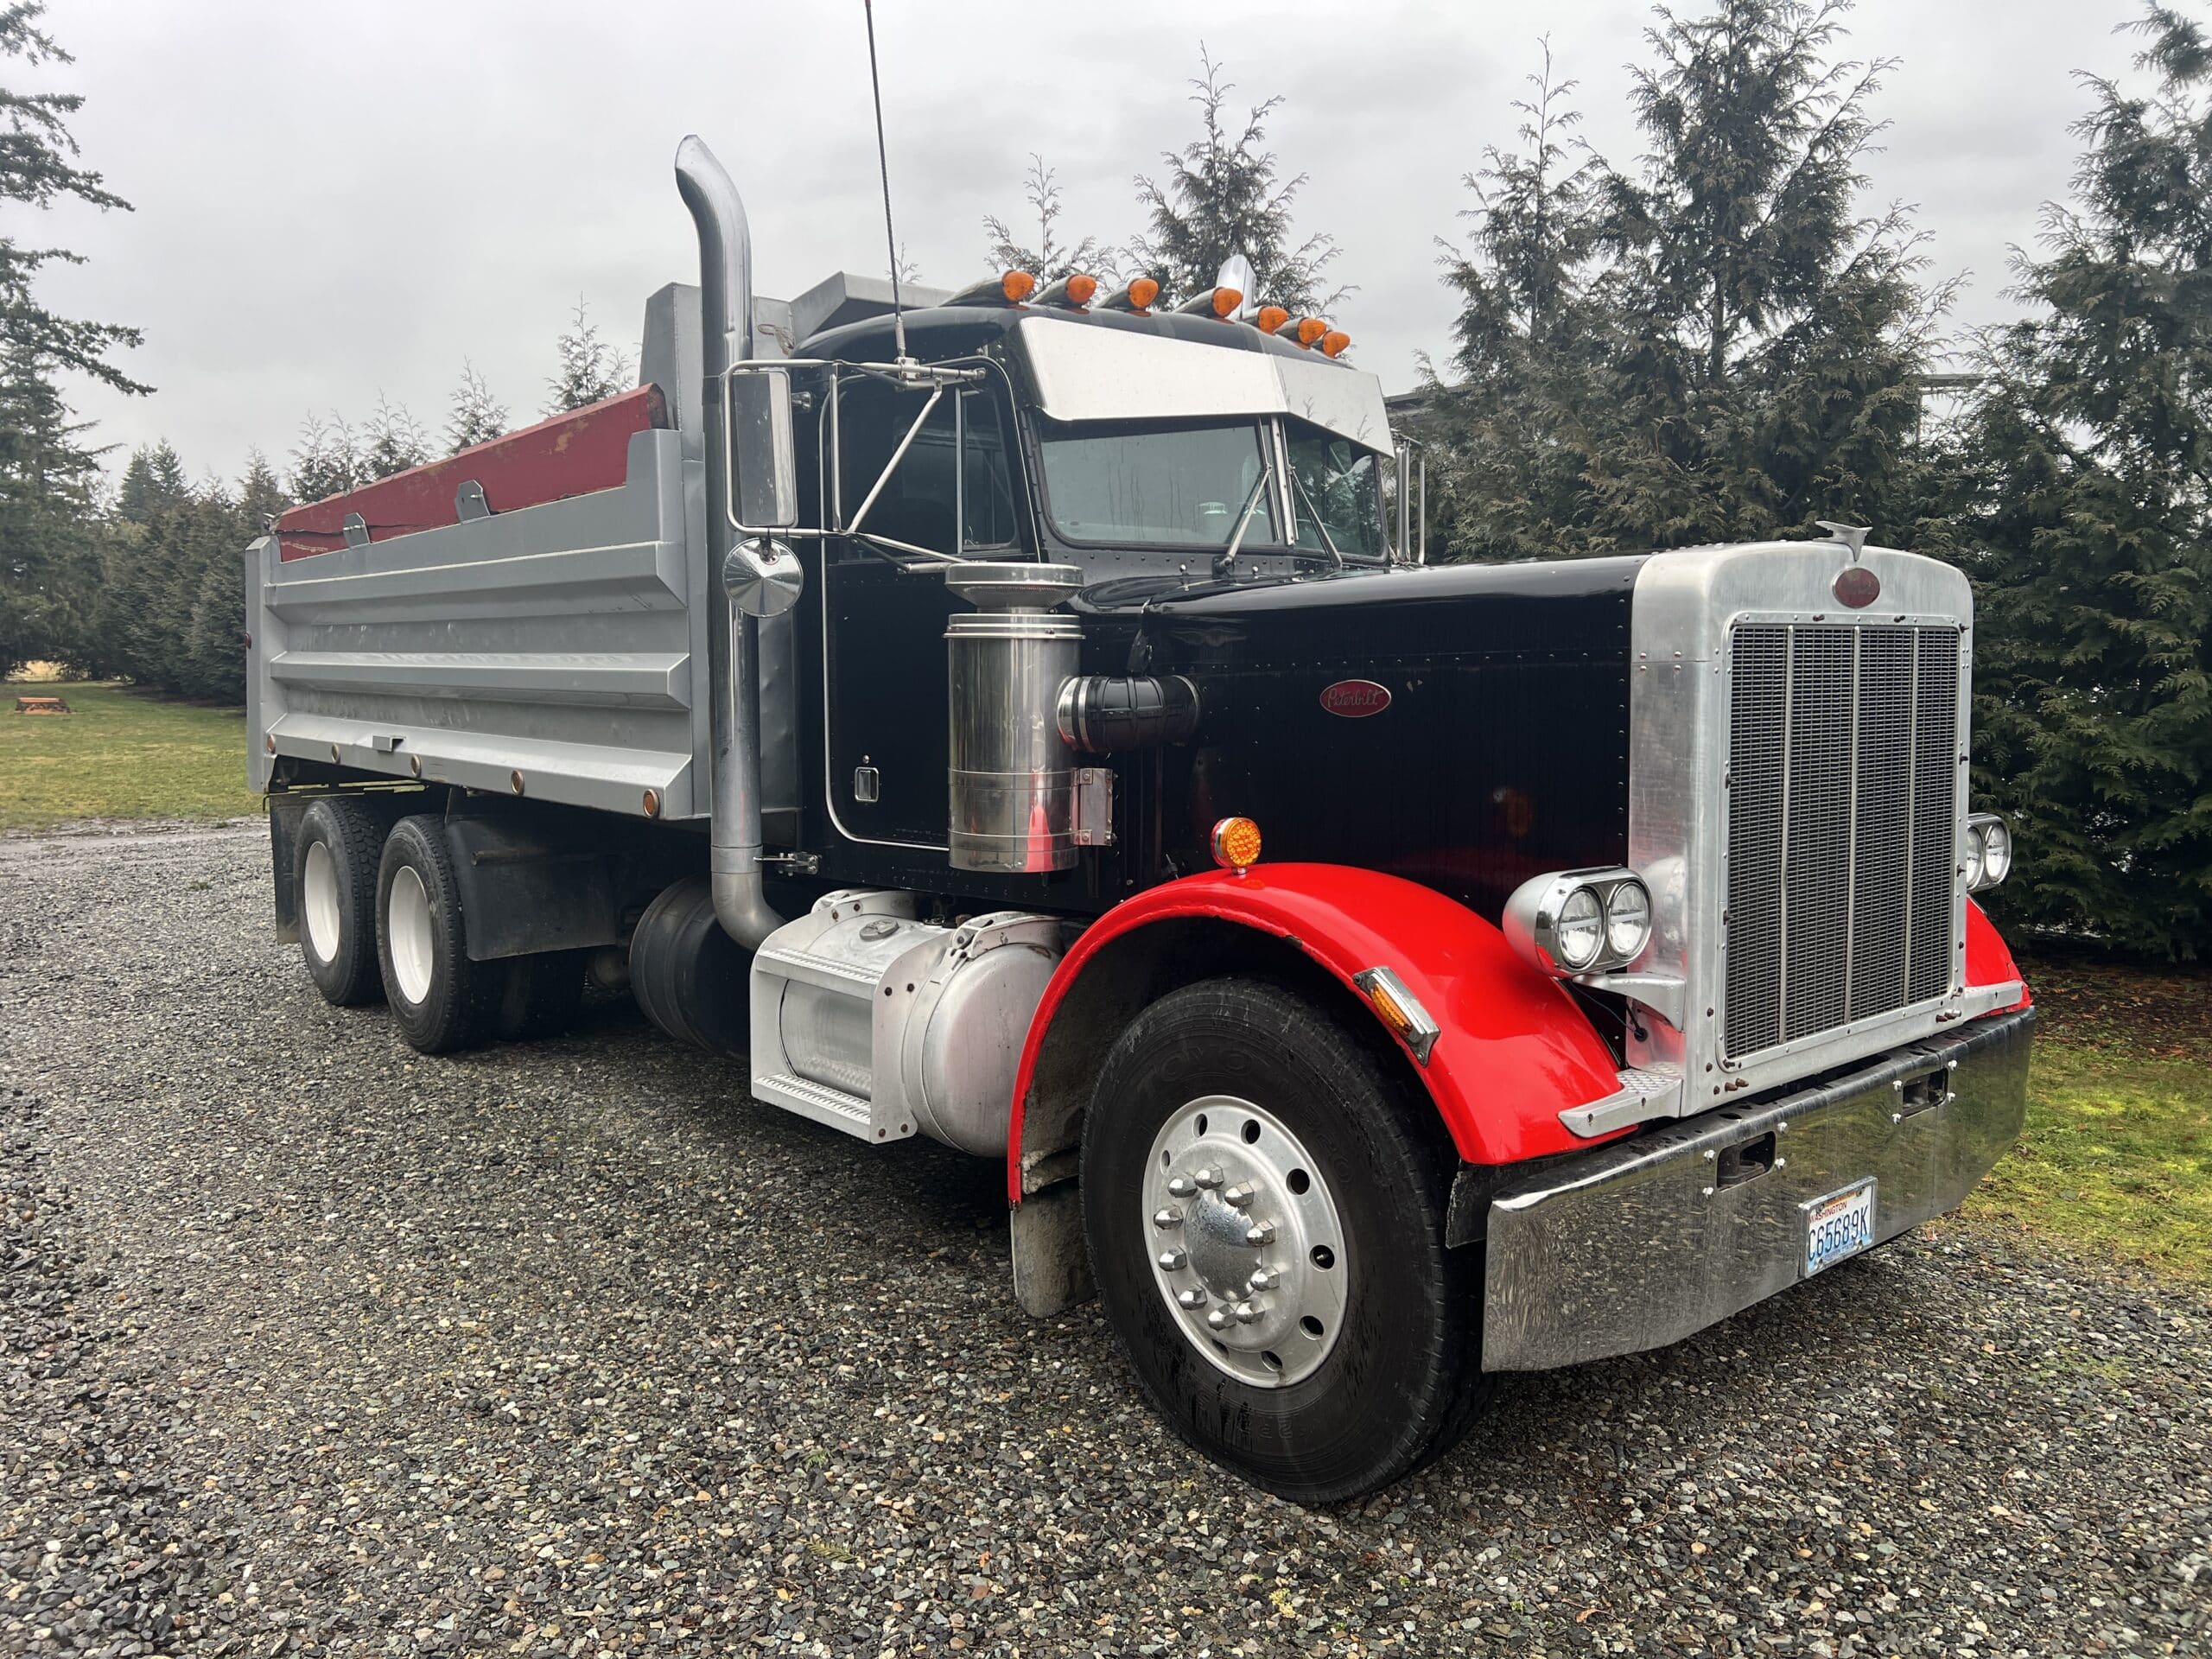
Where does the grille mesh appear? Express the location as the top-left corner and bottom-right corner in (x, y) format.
(1724, 623), (1960, 1060)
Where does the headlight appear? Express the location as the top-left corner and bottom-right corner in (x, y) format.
(1605, 880), (1651, 960)
(1965, 812), (2012, 892)
(1503, 868), (1654, 977)
(1556, 886), (1605, 969)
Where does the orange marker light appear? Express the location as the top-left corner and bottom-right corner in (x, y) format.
(1211, 285), (1242, 317)
(1002, 269), (1037, 302)
(1211, 816), (1263, 874)
(1255, 305), (1290, 334)
(1320, 330), (1351, 359)
(1293, 316), (1328, 347)
(1128, 276), (1160, 309)
(1065, 272), (1098, 306)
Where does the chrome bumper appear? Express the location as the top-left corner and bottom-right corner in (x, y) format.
(1481, 1007), (2034, 1372)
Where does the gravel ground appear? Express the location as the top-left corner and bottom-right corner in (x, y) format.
(2, 823), (2207, 1659)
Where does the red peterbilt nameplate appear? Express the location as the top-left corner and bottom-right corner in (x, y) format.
(1319, 679), (1392, 718)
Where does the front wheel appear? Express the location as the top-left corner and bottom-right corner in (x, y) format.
(1081, 976), (1488, 1503)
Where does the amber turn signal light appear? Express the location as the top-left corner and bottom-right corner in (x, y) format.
(1211, 816), (1263, 874)
(1002, 269), (1037, 303)
(1320, 330), (1351, 359)
(1175, 285), (1243, 319)
(1255, 305), (1290, 334)
(1291, 316), (1328, 347)
(1033, 273), (1099, 309)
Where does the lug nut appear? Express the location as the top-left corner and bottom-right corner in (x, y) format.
(1244, 1219), (1276, 1247)
(1166, 1175), (1196, 1198)
(1176, 1287), (1207, 1309)
(1153, 1208), (1183, 1230)
(1248, 1266), (1281, 1292)
(1194, 1166), (1224, 1190)
(1223, 1183), (1256, 1208)
(1158, 1249), (1187, 1271)
(1205, 1306), (1232, 1331)
(1234, 1300), (1263, 1324)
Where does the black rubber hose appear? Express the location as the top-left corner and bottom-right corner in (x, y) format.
(1055, 674), (1201, 753)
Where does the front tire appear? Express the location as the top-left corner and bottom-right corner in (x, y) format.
(294, 798), (385, 1007)
(1082, 976), (1487, 1503)
(375, 815), (492, 1055)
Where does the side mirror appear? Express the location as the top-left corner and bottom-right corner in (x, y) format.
(727, 365), (798, 531)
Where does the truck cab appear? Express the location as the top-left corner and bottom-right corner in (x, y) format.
(246, 137), (2034, 1503)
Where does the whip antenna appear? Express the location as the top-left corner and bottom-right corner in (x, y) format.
(862, 0), (907, 364)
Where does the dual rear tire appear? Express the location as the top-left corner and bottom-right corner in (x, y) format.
(292, 804), (583, 1053)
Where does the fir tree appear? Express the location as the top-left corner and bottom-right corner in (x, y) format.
(235, 449), (284, 529)
(0, 3), (146, 392)
(545, 299), (630, 415)
(288, 412), (359, 505)
(1949, 3), (2212, 956)
(1132, 48), (1344, 313)
(360, 392), (429, 480)
(445, 360), (508, 454)
(985, 155), (1118, 281)
(0, 3), (143, 672)
(1422, 42), (1615, 561)
(1588, 0), (1947, 546)
(117, 441), (188, 524)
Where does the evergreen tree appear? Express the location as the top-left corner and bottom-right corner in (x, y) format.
(1421, 43), (1616, 561)
(0, 3), (145, 392)
(985, 155), (1118, 281)
(0, 340), (100, 671)
(360, 392), (429, 480)
(1949, 3), (2212, 956)
(445, 359), (508, 454)
(0, 3), (144, 673)
(235, 449), (284, 529)
(117, 440), (188, 524)
(1132, 48), (1344, 313)
(1588, 0), (1945, 546)
(288, 412), (359, 504)
(545, 299), (630, 415)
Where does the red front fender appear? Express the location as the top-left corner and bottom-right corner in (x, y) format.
(1006, 864), (1629, 1205)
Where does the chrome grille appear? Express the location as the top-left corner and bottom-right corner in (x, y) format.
(1724, 622), (1960, 1059)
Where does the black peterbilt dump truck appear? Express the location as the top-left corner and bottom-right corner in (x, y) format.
(246, 137), (2035, 1501)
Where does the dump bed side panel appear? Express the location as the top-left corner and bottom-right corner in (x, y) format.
(248, 426), (710, 822)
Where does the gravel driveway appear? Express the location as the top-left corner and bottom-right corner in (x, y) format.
(2, 823), (2206, 1658)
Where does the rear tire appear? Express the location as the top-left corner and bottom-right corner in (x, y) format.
(1081, 976), (1489, 1503)
(375, 814), (492, 1054)
(294, 798), (385, 1006)
(493, 950), (588, 1042)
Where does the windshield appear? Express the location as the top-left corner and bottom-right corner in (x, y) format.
(1287, 420), (1388, 561)
(1038, 419), (1281, 548)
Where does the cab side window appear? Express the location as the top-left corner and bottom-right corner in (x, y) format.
(835, 378), (1020, 558)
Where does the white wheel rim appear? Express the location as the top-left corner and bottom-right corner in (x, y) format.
(302, 841), (341, 965)
(1144, 1095), (1349, 1389)
(386, 865), (435, 1006)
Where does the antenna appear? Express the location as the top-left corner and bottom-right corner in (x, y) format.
(861, 0), (907, 364)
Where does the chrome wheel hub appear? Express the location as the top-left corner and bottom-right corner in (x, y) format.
(1144, 1095), (1346, 1388)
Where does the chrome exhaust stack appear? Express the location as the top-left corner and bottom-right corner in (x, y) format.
(676, 136), (785, 950)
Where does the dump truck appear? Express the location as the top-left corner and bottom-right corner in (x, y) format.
(245, 137), (2035, 1502)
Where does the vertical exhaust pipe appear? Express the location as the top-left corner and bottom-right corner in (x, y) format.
(676, 135), (784, 950)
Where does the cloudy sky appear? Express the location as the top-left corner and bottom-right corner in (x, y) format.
(18, 0), (2149, 487)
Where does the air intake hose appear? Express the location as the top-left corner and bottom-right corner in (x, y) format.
(1055, 674), (1201, 754)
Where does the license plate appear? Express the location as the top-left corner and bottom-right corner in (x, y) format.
(1802, 1179), (1878, 1277)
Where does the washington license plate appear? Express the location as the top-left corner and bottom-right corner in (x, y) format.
(1802, 1179), (1878, 1277)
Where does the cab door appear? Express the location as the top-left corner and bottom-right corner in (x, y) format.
(822, 372), (1024, 849)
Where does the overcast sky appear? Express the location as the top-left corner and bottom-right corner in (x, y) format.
(17, 0), (2149, 488)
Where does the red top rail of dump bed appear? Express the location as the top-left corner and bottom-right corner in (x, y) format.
(272, 384), (670, 562)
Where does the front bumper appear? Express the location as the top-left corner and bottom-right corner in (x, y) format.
(1480, 1007), (2034, 1372)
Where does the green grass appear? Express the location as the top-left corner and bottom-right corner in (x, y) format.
(0, 681), (260, 831)
(1967, 1037), (2212, 1283)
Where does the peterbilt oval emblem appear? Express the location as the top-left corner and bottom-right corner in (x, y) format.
(1833, 565), (1881, 608)
(1319, 679), (1392, 718)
